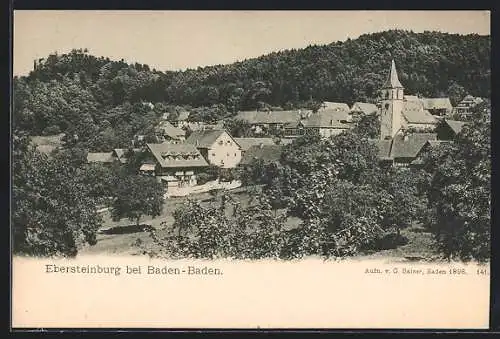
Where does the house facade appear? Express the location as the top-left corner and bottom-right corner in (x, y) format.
(303, 109), (352, 138)
(454, 95), (484, 117)
(235, 110), (308, 134)
(186, 129), (242, 168)
(146, 142), (209, 190)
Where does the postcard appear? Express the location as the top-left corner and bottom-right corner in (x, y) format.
(11, 10), (491, 329)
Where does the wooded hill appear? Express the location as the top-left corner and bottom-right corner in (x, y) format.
(13, 29), (490, 150)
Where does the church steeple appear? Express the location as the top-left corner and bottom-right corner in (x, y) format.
(379, 60), (405, 140)
(382, 59), (404, 89)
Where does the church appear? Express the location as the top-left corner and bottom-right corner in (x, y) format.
(372, 60), (440, 166)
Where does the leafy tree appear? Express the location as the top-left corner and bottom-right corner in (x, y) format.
(111, 175), (164, 227)
(420, 111), (490, 262)
(352, 114), (380, 139)
(12, 132), (102, 257)
(223, 118), (254, 137)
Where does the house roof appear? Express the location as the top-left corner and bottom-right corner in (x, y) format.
(233, 138), (276, 151)
(444, 119), (466, 135)
(240, 145), (284, 165)
(87, 152), (115, 163)
(404, 95), (420, 102)
(371, 133), (437, 160)
(112, 148), (142, 163)
(156, 121), (186, 139)
(319, 102), (350, 112)
(420, 98), (453, 110)
(402, 103), (438, 124)
(235, 110), (302, 125)
(351, 102), (378, 115)
(185, 129), (233, 149)
(146, 142), (208, 168)
(304, 110), (352, 128)
(382, 60), (404, 88)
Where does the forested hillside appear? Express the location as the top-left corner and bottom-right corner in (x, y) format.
(13, 29), (490, 150)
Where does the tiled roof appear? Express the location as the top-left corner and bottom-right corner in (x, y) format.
(235, 110), (302, 125)
(240, 145), (284, 165)
(371, 133), (437, 160)
(402, 102), (438, 124)
(185, 129), (229, 148)
(444, 119), (466, 135)
(319, 102), (350, 112)
(304, 110), (352, 128)
(351, 102), (378, 115)
(146, 142), (208, 168)
(87, 152), (115, 163)
(233, 138), (276, 151)
(156, 121), (186, 139)
(420, 98), (453, 110)
(112, 148), (142, 163)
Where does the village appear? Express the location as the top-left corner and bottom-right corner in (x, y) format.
(82, 60), (483, 198)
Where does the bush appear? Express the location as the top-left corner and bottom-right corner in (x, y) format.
(42, 125), (61, 135)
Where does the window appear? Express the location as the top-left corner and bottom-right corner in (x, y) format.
(212, 153), (216, 157)
(234, 153), (237, 157)
(385, 103), (390, 109)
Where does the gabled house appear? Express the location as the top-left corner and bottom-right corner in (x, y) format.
(302, 109), (352, 138)
(411, 140), (453, 167)
(155, 120), (186, 141)
(319, 102), (350, 112)
(171, 110), (190, 128)
(186, 129), (242, 168)
(146, 142), (209, 190)
(420, 98), (453, 117)
(87, 152), (115, 165)
(234, 110), (307, 134)
(371, 133), (438, 167)
(351, 102), (378, 116)
(435, 119), (467, 140)
(455, 95), (484, 116)
(111, 148), (143, 164)
(401, 103), (439, 131)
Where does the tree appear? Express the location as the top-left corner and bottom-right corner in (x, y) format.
(352, 114), (380, 139)
(111, 175), (164, 227)
(12, 132), (102, 257)
(420, 111), (490, 262)
(223, 118), (254, 137)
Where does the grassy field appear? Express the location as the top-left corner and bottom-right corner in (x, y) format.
(79, 188), (440, 262)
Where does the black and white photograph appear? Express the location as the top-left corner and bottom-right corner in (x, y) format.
(11, 10), (491, 329)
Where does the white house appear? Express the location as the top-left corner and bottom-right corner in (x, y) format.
(186, 129), (242, 168)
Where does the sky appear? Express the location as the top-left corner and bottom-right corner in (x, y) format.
(13, 10), (491, 76)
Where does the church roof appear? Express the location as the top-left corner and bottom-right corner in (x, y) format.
(382, 59), (404, 89)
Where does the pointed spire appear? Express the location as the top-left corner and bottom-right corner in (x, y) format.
(382, 59), (404, 88)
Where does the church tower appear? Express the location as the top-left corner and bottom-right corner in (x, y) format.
(379, 60), (405, 140)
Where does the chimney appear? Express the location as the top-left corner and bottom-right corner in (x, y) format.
(259, 143), (264, 149)
(196, 140), (199, 147)
(330, 119), (334, 125)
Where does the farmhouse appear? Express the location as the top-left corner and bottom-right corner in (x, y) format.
(86, 152), (115, 165)
(319, 102), (350, 112)
(155, 120), (186, 141)
(435, 119), (467, 140)
(350, 102), (378, 117)
(372, 133), (438, 167)
(146, 142), (208, 190)
(420, 97), (453, 117)
(454, 95), (484, 117)
(235, 110), (307, 134)
(111, 148), (143, 164)
(303, 109), (352, 138)
(186, 129), (242, 168)
(170, 110), (190, 128)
